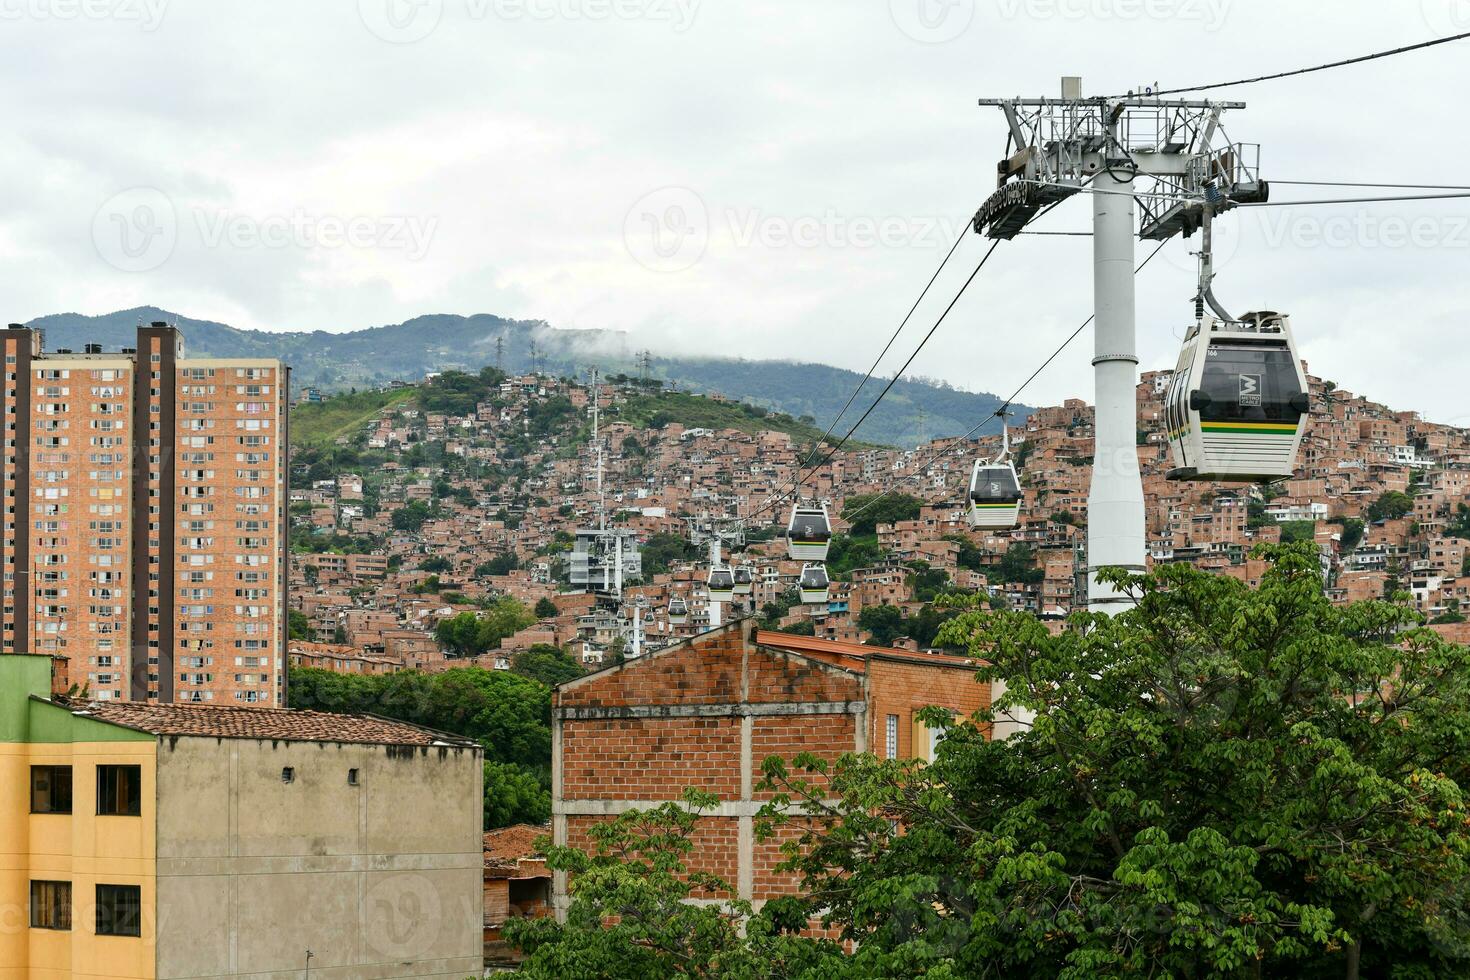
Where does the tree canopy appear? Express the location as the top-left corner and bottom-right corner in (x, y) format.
(841, 493), (924, 536)
(1366, 490), (1415, 523)
(509, 546), (1470, 978)
(434, 597), (536, 656)
(290, 665), (553, 829)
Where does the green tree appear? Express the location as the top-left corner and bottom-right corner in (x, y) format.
(1279, 519), (1317, 544)
(825, 534), (888, 580)
(433, 598), (536, 657)
(533, 597), (560, 619)
(906, 561), (950, 603)
(511, 645), (586, 688)
(1331, 516), (1367, 552)
(995, 542), (1044, 585)
(391, 499), (432, 532)
(476, 553), (520, 577)
(1367, 490), (1415, 523)
(505, 790), (844, 978)
(756, 546), (1470, 978)
(858, 605), (904, 646)
(484, 761), (551, 830)
(418, 555), (452, 573)
(842, 493), (923, 536)
(1448, 503), (1470, 541)
(641, 532), (699, 577)
(290, 666), (553, 774)
(287, 609), (313, 641)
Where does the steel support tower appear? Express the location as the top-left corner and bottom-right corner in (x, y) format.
(974, 77), (1262, 613)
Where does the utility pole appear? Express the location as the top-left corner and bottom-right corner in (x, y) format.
(974, 77), (1261, 614)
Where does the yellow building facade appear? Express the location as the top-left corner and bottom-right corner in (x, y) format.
(1, 655), (157, 980)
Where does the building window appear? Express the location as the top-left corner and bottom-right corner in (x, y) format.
(281, 766), (294, 784)
(30, 765), (72, 814)
(95, 884), (141, 937)
(96, 765), (141, 816)
(30, 880), (72, 930)
(347, 768), (359, 786)
(885, 714), (898, 759)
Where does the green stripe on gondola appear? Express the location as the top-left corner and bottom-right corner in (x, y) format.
(972, 503), (1019, 508)
(791, 539), (829, 544)
(1200, 422), (1299, 435)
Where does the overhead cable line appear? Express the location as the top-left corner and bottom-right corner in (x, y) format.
(1237, 191), (1470, 207)
(839, 239), (1170, 530)
(1273, 179), (1470, 191)
(753, 218), (974, 521)
(749, 239), (1004, 522)
(1125, 30), (1470, 98)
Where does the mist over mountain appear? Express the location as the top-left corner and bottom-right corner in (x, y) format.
(23, 308), (1024, 447)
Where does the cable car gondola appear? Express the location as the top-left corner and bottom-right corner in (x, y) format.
(1164, 311), (1309, 483)
(707, 567), (734, 602)
(799, 564), (830, 605)
(968, 420), (1022, 529)
(787, 503), (832, 561)
(667, 595), (688, 626)
(733, 566), (753, 596)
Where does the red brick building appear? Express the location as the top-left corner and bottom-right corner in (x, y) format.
(550, 621), (989, 917)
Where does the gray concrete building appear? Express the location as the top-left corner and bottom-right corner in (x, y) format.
(3, 655), (483, 980)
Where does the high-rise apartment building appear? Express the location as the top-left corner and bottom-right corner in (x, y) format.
(1, 322), (289, 706)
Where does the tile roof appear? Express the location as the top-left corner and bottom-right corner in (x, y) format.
(484, 823), (550, 868)
(753, 629), (981, 671)
(55, 698), (478, 748)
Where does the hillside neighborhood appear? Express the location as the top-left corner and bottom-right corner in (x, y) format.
(286, 363), (1470, 679)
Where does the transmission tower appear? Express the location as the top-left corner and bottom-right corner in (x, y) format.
(494, 335), (505, 371)
(974, 76), (1262, 615)
(527, 340), (541, 376)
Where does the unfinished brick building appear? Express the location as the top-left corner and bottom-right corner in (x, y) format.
(550, 621), (989, 916)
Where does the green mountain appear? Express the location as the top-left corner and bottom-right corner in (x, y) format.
(23, 307), (1026, 447)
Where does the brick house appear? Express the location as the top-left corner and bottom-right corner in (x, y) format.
(550, 621), (989, 918)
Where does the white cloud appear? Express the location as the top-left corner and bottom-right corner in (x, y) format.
(0, 0), (1466, 419)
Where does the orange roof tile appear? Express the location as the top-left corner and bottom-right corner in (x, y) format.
(58, 698), (477, 748)
(753, 629), (981, 671)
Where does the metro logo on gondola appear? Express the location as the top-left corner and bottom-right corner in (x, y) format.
(1239, 373), (1262, 407)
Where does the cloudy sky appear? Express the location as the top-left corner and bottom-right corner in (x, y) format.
(1, 0), (1467, 421)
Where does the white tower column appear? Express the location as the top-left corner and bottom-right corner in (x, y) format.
(1087, 138), (1146, 613)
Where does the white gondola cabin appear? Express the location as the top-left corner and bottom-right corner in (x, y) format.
(1164, 311), (1309, 483)
(732, 566), (754, 596)
(787, 503), (832, 561)
(968, 462), (1022, 529)
(667, 595), (688, 626)
(799, 564), (830, 605)
(707, 567), (735, 602)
